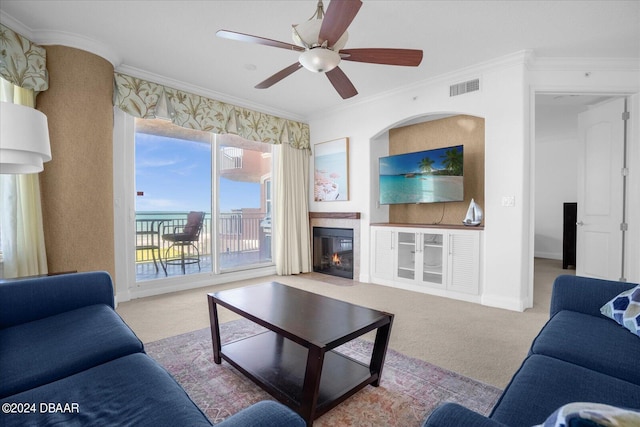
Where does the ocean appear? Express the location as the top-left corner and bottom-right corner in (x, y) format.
(135, 211), (211, 232)
(379, 175), (463, 204)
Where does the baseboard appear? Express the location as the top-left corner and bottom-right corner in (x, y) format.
(122, 266), (277, 301)
(368, 276), (482, 305)
(481, 294), (528, 312)
(534, 251), (562, 260)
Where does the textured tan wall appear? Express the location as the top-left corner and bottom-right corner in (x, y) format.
(37, 46), (115, 277)
(388, 115), (485, 225)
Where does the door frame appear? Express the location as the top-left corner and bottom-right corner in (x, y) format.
(528, 87), (639, 309)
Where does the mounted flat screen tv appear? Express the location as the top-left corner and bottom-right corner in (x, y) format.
(379, 145), (464, 205)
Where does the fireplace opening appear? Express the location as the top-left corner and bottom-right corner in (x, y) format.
(313, 227), (353, 279)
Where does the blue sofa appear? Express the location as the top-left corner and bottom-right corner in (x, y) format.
(423, 275), (640, 426)
(0, 271), (304, 427)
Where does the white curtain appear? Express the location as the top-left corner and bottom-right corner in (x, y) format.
(274, 143), (311, 275)
(0, 79), (48, 277)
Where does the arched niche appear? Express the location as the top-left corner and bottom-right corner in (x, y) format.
(369, 112), (485, 225)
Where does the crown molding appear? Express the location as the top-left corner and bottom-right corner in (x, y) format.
(1, 11), (304, 122)
(33, 30), (122, 67)
(530, 56), (640, 72)
(115, 65), (306, 123)
(1, 11), (121, 67)
(312, 50), (535, 120)
(0, 11), (31, 37)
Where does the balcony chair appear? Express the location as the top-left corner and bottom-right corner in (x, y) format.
(161, 211), (205, 275)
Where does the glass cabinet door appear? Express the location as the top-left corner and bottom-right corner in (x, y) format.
(396, 232), (416, 280)
(421, 233), (443, 284)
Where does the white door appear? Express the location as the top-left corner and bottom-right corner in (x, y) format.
(576, 98), (625, 279)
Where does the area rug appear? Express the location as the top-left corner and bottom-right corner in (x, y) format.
(146, 319), (502, 426)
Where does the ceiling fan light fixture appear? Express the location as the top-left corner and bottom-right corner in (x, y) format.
(218, 0), (420, 98)
(292, 19), (349, 50)
(292, 19), (321, 48)
(299, 48), (340, 73)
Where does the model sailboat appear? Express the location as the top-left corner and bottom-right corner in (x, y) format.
(463, 198), (483, 226)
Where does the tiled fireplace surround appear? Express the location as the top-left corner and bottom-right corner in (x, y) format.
(309, 212), (361, 280)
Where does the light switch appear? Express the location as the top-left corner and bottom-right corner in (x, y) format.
(502, 196), (515, 207)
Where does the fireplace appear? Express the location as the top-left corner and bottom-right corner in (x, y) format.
(313, 227), (354, 279)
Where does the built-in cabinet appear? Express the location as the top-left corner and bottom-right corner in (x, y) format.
(370, 224), (482, 302)
(395, 231), (446, 288)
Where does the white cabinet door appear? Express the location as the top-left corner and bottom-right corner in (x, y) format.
(447, 230), (480, 294)
(371, 227), (395, 281)
(395, 231), (418, 283)
(370, 225), (482, 300)
(419, 232), (446, 288)
(394, 230), (446, 289)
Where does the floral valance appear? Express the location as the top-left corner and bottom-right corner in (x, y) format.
(0, 24), (48, 93)
(113, 72), (310, 150)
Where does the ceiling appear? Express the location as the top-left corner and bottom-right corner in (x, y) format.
(1, 1), (638, 120)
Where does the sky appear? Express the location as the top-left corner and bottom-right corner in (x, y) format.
(135, 133), (260, 213)
(379, 145), (462, 175)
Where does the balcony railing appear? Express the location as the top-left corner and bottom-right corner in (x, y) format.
(135, 211), (270, 275)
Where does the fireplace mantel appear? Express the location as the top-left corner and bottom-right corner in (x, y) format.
(309, 212), (361, 219)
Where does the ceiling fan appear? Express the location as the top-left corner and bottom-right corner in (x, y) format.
(216, 0), (423, 99)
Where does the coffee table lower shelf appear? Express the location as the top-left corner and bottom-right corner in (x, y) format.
(221, 330), (375, 417)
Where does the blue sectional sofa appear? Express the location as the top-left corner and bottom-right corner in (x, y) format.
(423, 275), (640, 426)
(0, 271), (305, 427)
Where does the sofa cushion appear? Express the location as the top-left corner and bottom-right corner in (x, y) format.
(0, 304), (143, 398)
(600, 285), (640, 338)
(530, 310), (640, 385)
(490, 355), (640, 426)
(423, 402), (509, 427)
(534, 402), (640, 427)
(0, 271), (115, 328)
(216, 401), (305, 427)
(0, 353), (212, 427)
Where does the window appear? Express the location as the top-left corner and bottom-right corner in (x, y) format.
(133, 119), (273, 281)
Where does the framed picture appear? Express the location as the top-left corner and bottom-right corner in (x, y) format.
(314, 137), (349, 201)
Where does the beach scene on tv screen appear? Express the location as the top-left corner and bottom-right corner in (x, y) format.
(379, 145), (463, 204)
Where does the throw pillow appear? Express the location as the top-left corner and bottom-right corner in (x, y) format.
(600, 285), (640, 337)
(534, 402), (640, 427)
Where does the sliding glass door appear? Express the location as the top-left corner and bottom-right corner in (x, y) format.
(133, 119), (273, 282)
(217, 134), (273, 271)
(134, 119), (213, 280)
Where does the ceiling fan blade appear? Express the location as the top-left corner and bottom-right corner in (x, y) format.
(216, 30), (304, 52)
(255, 63), (303, 89)
(340, 48), (423, 66)
(319, 0), (363, 47)
(326, 67), (358, 99)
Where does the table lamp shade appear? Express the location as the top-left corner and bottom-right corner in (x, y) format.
(1, 102), (52, 174)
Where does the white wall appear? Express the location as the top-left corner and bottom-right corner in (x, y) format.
(310, 51), (532, 311)
(530, 58), (640, 287)
(309, 52), (640, 311)
(534, 103), (581, 260)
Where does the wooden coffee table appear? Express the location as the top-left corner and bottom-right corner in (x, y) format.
(207, 282), (394, 426)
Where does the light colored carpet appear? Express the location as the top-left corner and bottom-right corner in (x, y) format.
(145, 318), (502, 426)
(117, 258), (572, 389)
